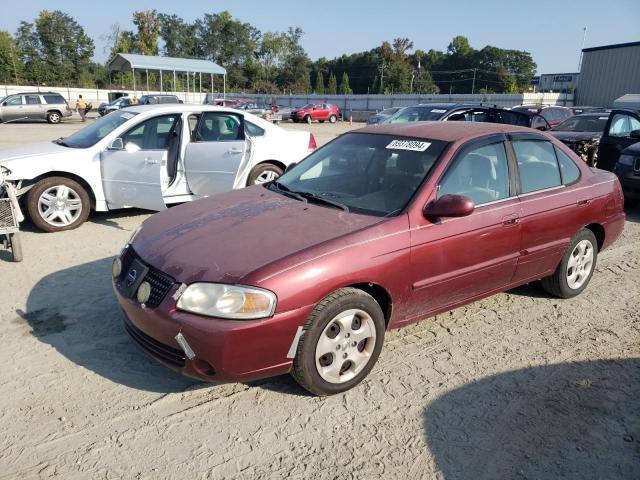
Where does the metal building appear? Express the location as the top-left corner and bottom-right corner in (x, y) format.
(577, 41), (640, 107)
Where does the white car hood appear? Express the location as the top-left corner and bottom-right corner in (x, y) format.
(0, 142), (70, 164)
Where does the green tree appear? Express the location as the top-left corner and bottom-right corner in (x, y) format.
(277, 27), (311, 93)
(132, 10), (160, 56)
(257, 31), (288, 83)
(157, 13), (199, 58)
(315, 71), (324, 94)
(0, 31), (22, 84)
(338, 72), (352, 94)
(327, 73), (337, 94)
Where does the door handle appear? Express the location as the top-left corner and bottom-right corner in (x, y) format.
(144, 158), (159, 165)
(228, 148), (244, 154)
(501, 214), (519, 226)
(577, 199), (591, 207)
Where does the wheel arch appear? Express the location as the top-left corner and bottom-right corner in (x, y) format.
(27, 171), (97, 209)
(345, 282), (393, 328)
(584, 223), (605, 251)
(256, 159), (286, 172)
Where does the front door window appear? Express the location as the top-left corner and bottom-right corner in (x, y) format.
(121, 115), (180, 151)
(608, 113), (640, 137)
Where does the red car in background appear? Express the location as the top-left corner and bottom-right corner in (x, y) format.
(113, 122), (625, 396)
(512, 104), (574, 130)
(291, 103), (341, 123)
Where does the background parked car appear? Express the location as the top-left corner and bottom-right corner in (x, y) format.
(138, 94), (181, 105)
(0, 105), (317, 232)
(511, 105), (574, 130)
(572, 106), (611, 115)
(597, 108), (640, 171)
(548, 113), (610, 166)
(291, 103), (341, 124)
(613, 141), (640, 206)
(382, 103), (530, 127)
(0, 92), (72, 124)
(98, 97), (132, 116)
(367, 107), (401, 125)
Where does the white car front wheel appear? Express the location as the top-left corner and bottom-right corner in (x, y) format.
(27, 177), (90, 232)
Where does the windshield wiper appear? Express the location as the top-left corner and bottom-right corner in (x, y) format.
(270, 181), (308, 203)
(294, 191), (350, 212)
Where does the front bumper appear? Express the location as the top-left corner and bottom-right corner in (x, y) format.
(614, 163), (640, 200)
(112, 252), (314, 382)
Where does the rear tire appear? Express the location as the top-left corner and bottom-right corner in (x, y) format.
(247, 163), (284, 186)
(291, 288), (385, 396)
(541, 228), (598, 298)
(47, 111), (62, 124)
(8, 232), (22, 262)
(26, 177), (90, 232)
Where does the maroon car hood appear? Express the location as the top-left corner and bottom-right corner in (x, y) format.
(132, 187), (382, 284)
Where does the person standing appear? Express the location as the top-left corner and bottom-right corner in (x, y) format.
(76, 95), (87, 122)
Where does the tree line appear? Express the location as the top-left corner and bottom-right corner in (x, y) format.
(0, 9), (537, 95)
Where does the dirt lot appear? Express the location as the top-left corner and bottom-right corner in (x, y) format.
(0, 119), (638, 479)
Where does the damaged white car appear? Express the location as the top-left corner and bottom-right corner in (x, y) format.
(0, 105), (316, 232)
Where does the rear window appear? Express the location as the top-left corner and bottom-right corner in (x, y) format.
(386, 106), (447, 124)
(552, 115), (607, 133)
(513, 140), (562, 194)
(43, 94), (65, 104)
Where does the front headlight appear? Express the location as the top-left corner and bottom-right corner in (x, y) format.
(618, 154), (635, 166)
(176, 283), (277, 320)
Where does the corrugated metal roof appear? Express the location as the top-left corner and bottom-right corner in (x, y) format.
(108, 53), (226, 75)
(582, 41), (640, 53)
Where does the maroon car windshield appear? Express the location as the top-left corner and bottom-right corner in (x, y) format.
(270, 133), (448, 217)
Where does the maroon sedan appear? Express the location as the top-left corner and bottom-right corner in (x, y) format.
(112, 122), (625, 395)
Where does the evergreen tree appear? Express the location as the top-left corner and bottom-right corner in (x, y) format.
(338, 72), (352, 94)
(327, 73), (337, 94)
(315, 71), (324, 94)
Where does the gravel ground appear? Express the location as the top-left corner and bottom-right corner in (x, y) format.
(0, 119), (638, 479)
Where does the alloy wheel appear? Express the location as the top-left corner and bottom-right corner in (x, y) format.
(566, 239), (594, 289)
(253, 169), (280, 184)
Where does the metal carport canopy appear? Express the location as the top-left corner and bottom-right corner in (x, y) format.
(108, 53), (226, 75)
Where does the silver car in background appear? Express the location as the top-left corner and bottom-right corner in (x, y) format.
(0, 92), (72, 124)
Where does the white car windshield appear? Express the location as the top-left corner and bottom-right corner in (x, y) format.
(56, 111), (138, 149)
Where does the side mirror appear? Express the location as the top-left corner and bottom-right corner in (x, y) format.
(108, 138), (124, 150)
(424, 194), (475, 220)
(630, 129), (640, 139)
(284, 162), (297, 173)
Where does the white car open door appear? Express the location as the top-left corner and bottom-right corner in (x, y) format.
(101, 113), (182, 211)
(183, 111), (251, 196)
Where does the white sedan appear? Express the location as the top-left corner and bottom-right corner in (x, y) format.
(0, 105), (316, 232)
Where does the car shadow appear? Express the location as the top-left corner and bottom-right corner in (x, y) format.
(423, 358), (640, 480)
(18, 256), (199, 392)
(624, 205), (639, 223)
(18, 255), (310, 395)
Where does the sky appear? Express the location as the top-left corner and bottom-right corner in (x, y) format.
(2, 0), (639, 74)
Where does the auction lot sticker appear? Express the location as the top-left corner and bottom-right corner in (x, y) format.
(386, 139), (431, 152)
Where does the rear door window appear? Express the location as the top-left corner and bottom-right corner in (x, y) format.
(25, 95), (42, 105)
(195, 112), (244, 142)
(513, 140), (562, 194)
(555, 147), (581, 185)
(438, 142), (511, 205)
(43, 94), (65, 104)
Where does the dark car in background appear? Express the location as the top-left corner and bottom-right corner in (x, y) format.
(139, 94), (181, 105)
(382, 103), (530, 127)
(597, 109), (640, 171)
(548, 113), (609, 166)
(98, 96), (132, 116)
(367, 107), (401, 125)
(613, 141), (640, 206)
(511, 105), (574, 130)
(0, 92), (71, 124)
(572, 106), (610, 115)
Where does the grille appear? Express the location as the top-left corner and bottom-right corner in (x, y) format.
(0, 198), (17, 229)
(118, 247), (175, 309)
(123, 317), (186, 367)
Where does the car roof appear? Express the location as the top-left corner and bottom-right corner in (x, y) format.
(14, 91), (63, 95)
(356, 121), (536, 142)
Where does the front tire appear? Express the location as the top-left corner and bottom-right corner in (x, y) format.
(291, 288), (385, 396)
(247, 163), (284, 186)
(329, 114), (337, 123)
(47, 111), (62, 124)
(26, 177), (90, 232)
(305, 115), (312, 124)
(541, 228), (597, 298)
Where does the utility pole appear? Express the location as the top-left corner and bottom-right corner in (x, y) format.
(471, 68), (476, 95)
(578, 26), (588, 72)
